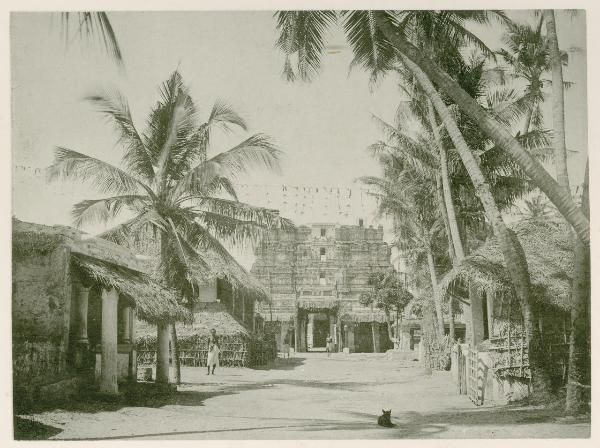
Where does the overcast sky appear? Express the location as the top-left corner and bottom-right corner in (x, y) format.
(11, 11), (588, 235)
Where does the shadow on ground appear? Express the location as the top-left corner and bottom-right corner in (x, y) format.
(14, 416), (64, 440)
(344, 405), (591, 439)
(252, 357), (306, 371)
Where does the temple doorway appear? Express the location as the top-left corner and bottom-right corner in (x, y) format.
(312, 317), (329, 348)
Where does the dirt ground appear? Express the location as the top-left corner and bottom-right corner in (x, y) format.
(16, 352), (590, 440)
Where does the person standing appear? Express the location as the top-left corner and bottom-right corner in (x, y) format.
(283, 332), (291, 359)
(326, 334), (333, 358)
(207, 342), (220, 375)
(207, 328), (220, 375)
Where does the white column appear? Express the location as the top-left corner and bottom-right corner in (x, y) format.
(122, 305), (131, 344)
(156, 322), (171, 384)
(100, 287), (119, 394)
(307, 314), (314, 349)
(129, 308), (137, 380)
(74, 284), (90, 368)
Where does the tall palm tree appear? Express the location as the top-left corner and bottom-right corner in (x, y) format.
(48, 70), (290, 383)
(274, 10), (588, 242)
(370, 12), (588, 244)
(274, 10), (573, 399)
(542, 9), (591, 414)
(543, 10), (570, 195)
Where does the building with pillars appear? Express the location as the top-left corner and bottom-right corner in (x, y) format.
(251, 222), (393, 353)
(12, 219), (190, 405)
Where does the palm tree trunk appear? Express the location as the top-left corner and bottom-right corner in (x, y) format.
(544, 9), (571, 195)
(374, 13), (589, 244)
(427, 100), (465, 261)
(171, 323), (181, 385)
(426, 246), (445, 341)
(402, 56), (553, 401)
(566, 161), (590, 414)
(155, 232), (173, 384)
(436, 175), (455, 261)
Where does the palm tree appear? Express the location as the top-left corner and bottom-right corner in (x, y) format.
(370, 12), (588, 244)
(48, 70), (289, 384)
(361, 146), (447, 340)
(275, 10), (588, 242)
(543, 10), (570, 194)
(274, 10), (574, 399)
(496, 19), (550, 135)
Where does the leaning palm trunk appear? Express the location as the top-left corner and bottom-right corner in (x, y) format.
(544, 9), (570, 195)
(426, 246), (445, 340)
(429, 100), (465, 344)
(374, 13), (589, 245)
(402, 56), (553, 401)
(566, 161), (590, 414)
(427, 100), (465, 261)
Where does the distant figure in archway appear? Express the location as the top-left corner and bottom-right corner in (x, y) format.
(326, 335), (334, 357)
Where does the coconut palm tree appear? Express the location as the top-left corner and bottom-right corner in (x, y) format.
(273, 10), (588, 242)
(496, 19), (550, 135)
(48, 70), (290, 384)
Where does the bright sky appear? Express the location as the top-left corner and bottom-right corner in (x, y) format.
(11, 11), (588, 236)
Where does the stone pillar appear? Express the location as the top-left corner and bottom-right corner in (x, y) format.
(294, 315), (300, 353)
(371, 322), (381, 353)
(486, 294), (494, 338)
(329, 314), (336, 349)
(280, 321), (290, 352)
(346, 323), (355, 353)
(100, 287), (119, 395)
(306, 314), (314, 349)
(299, 316), (307, 352)
(156, 322), (171, 384)
(74, 284), (90, 368)
(469, 284), (485, 347)
(122, 305), (131, 344)
(129, 308), (137, 380)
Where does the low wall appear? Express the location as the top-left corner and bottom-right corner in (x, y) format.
(136, 332), (277, 368)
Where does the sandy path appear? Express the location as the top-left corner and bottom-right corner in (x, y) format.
(19, 352), (590, 439)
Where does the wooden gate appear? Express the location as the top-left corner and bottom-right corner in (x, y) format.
(466, 347), (484, 406)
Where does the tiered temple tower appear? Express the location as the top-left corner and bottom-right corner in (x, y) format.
(251, 222), (393, 353)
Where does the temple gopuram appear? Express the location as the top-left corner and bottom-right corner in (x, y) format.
(251, 221), (393, 353)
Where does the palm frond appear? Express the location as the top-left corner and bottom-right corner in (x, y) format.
(85, 89), (154, 180)
(71, 194), (148, 228)
(47, 147), (153, 197)
(275, 11), (338, 82)
(60, 12), (123, 66)
(341, 11), (398, 83)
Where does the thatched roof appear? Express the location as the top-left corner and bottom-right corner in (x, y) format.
(12, 219), (191, 324)
(72, 254), (192, 324)
(438, 220), (573, 310)
(112, 230), (270, 304)
(187, 249), (270, 304)
(136, 307), (249, 341)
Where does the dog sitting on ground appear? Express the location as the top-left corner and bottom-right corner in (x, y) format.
(377, 409), (394, 427)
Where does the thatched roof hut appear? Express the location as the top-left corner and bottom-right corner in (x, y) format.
(438, 220), (573, 310)
(12, 219), (192, 324)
